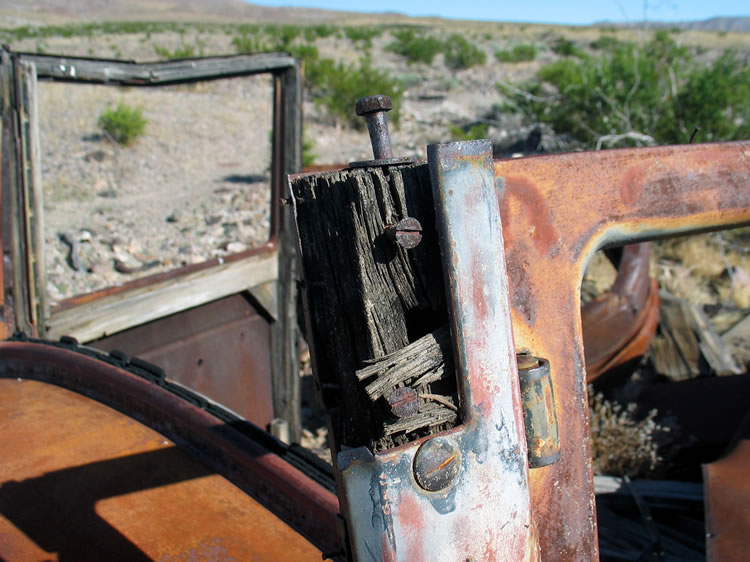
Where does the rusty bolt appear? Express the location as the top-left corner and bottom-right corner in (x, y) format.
(355, 94), (394, 161)
(355, 94), (393, 115)
(387, 386), (418, 418)
(384, 217), (423, 249)
(413, 437), (461, 492)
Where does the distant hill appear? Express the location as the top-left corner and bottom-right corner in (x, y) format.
(0, 0), (353, 25)
(674, 16), (750, 32)
(597, 16), (750, 33)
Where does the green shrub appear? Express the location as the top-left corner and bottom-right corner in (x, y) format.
(303, 24), (336, 42)
(450, 122), (489, 141)
(153, 44), (196, 60)
(344, 26), (382, 48)
(232, 34), (270, 54)
(387, 28), (444, 64)
(262, 24), (301, 49)
(305, 57), (336, 92)
(674, 50), (750, 143)
(497, 31), (750, 149)
(444, 34), (486, 69)
(495, 44), (536, 63)
(286, 43), (318, 59)
(98, 100), (147, 146)
(310, 57), (403, 128)
(590, 35), (623, 51)
(302, 134), (317, 168)
(551, 37), (584, 58)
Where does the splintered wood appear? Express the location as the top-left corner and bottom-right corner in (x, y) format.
(651, 291), (743, 379)
(291, 163), (458, 451)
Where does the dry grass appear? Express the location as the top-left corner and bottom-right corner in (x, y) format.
(588, 387), (676, 477)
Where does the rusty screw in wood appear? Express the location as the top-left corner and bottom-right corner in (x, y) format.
(384, 217), (423, 249)
(356, 95), (394, 161)
(388, 386), (419, 418)
(413, 436), (461, 492)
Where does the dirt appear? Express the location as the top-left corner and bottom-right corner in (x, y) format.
(38, 76), (274, 301)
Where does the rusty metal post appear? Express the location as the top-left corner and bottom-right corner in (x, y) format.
(336, 139), (538, 560)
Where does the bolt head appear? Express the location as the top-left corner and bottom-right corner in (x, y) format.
(356, 95), (392, 116)
(413, 437), (461, 492)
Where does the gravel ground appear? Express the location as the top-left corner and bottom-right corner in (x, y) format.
(39, 75), (274, 301)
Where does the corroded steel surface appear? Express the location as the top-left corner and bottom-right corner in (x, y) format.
(0, 378), (321, 561)
(495, 141), (750, 559)
(338, 140), (537, 561)
(91, 293), (274, 429)
(704, 438), (750, 561)
(581, 243), (659, 380)
(0, 341), (340, 558)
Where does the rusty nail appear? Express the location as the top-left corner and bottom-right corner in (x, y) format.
(387, 386), (418, 418)
(384, 217), (423, 249)
(413, 437), (461, 492)
(356, 94), (394, 161)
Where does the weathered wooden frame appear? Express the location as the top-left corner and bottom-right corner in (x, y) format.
(0, 48), (303, 438)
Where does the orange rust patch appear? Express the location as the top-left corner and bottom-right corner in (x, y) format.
(498, 175), (557, 254)
(619, 161), (649, 205)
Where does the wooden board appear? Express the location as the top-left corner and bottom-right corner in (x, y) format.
(45, 252), (277, 342)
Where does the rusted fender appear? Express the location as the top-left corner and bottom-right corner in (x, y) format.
(0, 340), (341, 560)
(581, 243), (660, 381)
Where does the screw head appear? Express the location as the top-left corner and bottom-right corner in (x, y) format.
(356, 94), (392, 116)
(385, 217), (423, 249)
(388, 387), (419, 418)
(413, 437), (461, 492)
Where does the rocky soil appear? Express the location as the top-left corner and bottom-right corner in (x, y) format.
(38, 76), (274, 301)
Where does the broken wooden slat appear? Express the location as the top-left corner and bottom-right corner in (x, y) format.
(384, 401), (458, 436)
(650, 334), (694, 380)
(356, 325), (452, 400)
(45, 252), (277, 342)
(653, 291), (744, 378)
(682, 298), (744, 375)
(656, 293), (701, 379)
(722, 314), (750, 366)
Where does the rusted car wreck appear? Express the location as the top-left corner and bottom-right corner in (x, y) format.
(1, 49), (749, 560)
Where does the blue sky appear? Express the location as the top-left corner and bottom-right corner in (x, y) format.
(246, 1), (748, 25)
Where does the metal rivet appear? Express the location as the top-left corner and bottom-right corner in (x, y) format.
(413, 437), (461, 492)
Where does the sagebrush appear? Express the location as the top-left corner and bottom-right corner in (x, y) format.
(498, 31), (750, 149)
(588, 388), (674, 477)
(98, 100), (148, 145)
